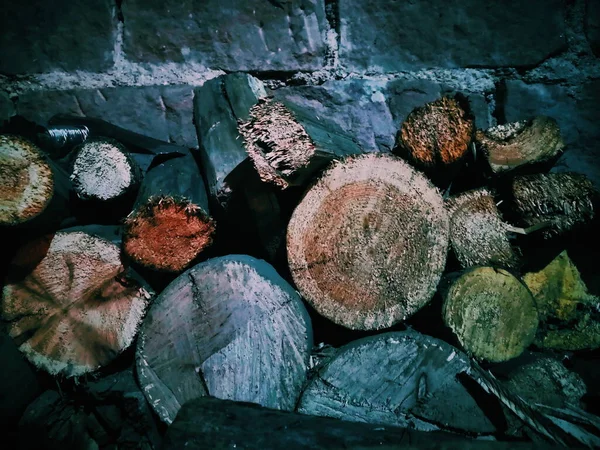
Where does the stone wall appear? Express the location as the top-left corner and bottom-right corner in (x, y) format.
(1, 0), (599, 185)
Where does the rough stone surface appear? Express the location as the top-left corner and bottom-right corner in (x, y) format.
(272, 78), (489, 153)
(0, 0), (115, 75)
(122, 0), (328, 71)
(586, 0), (600, 56)
(0, 92), (15, 124)
(502, 80), (600, 188)
(16, 85), (198, 148)
(339, 0), (567, 71)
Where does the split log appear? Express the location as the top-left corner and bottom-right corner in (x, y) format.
(287, 153), (449, 330)
(239, 97), (362, 189)
(0, 231), (152, 378)
(505, 172), (597, 239)
(393, 96), (474, 183)
(136, 255), (312, 425)
(122, 153), (215, 273)
(298, 330), (497, 435)
(162, 397), (560, 450)
(523, 251), (600, 351)
(0, 134), (70, 228)
(442, 267), (539, 362)
(475, 117), (564, 175)
(446, 188), (520, 270)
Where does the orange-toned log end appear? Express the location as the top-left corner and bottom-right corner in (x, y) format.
(287, 154), (449, 330)
(0, 231), (152, 378)
(476, 116), (564, 174)
(123, 196), (216, 273)
(395, 96), (474, 168)
(0, 134), (54, 226)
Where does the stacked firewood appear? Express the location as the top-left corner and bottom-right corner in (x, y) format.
(1, 74), (599, 449)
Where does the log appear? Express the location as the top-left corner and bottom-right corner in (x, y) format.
(523, 250), (600, 351)
(442, 267), (539, 362)
(122, 153), (215, 273)
(287, 153), (449, 330)
(298, 330), (497, 435)
(239, 96), (362, 189)
(475, 117), (564, 175)
(136, 255), (312, 425)
(393, 96), (474, 182)
(1, 231), (153, 377)
(162, 397), (560, 450)
(0, 134), (70, 228)
(505, 172), (597, 239)
(446, 188), (520, 270)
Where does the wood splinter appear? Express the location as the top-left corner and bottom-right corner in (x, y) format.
(476, 116), (564, 174)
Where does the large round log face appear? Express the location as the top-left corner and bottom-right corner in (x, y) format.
(1, 232), (151, 377)
(287, 154), (449, 330)
(0, 135), (54, 226)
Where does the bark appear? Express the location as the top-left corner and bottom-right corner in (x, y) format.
(136, 255), (312, 425)
(1, 231), (153, 378)
(287, 153), (449, 330)
(446, 188), (520, 270)
(393, 96), (474, 185)
(476, 117), (564, 175)
(298, 330), (497, 435)
(239, 97), (362, 189)
(442, 267), (539, 363)
(122, 152), (215, 273)
(0, 134), (70, 228)
(162, 396), (559, 450)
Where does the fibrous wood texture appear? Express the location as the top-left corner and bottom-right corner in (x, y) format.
(298, 330), (495, 434)
(162, 396), (559, 450)
(394, 96), (474, 171)
(1, 134), (55, 225)
(523, 251), (600, 351)
(136, 255), (312, 425)
(508, 172), (596, 238)
(446, 188), (520, 270)
(287, 153), (449, 330)
(1, 231), (152, 377)
(123, 153), (215, 273)
(70, 137), (140, 202)
(442, 267), (539, 362)
(476, 116), (564, 174)
(239, 97), (361, 189)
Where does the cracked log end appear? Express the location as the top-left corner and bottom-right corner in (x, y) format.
(0, 134), (54, 226)
(446, 188), (520, 270)
(0, 231), (151, 378)
(287, 154), (449, 330)
(123, 196), (216, 273)
(510, 172), (596, 238)
(394, 96), (474, 169)
(239, 97), (316, 189)
(476, 116), (564, 174)
(443, 267), (539, 362)
(70, 137), (140, 202)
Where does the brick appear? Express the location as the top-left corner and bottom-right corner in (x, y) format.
(0, 0), (115, 74)
(339, 0), (567, 71)
(122, 0), (328, 71)
(16, 85), (197, 148)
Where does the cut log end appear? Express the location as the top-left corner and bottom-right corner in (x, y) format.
(443, 267), (539, 363)
(446, 188), (520, 270)
(70, 137), (139, 202)
(476, 116), (564, 174)
(1, 231), (152, 378)
(395, 96), (474, 168)
(239, 97), (316, 189)
(0, 134), (54, 226)
(123, 196), (216, 272)
(288, 154), (449, 330)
